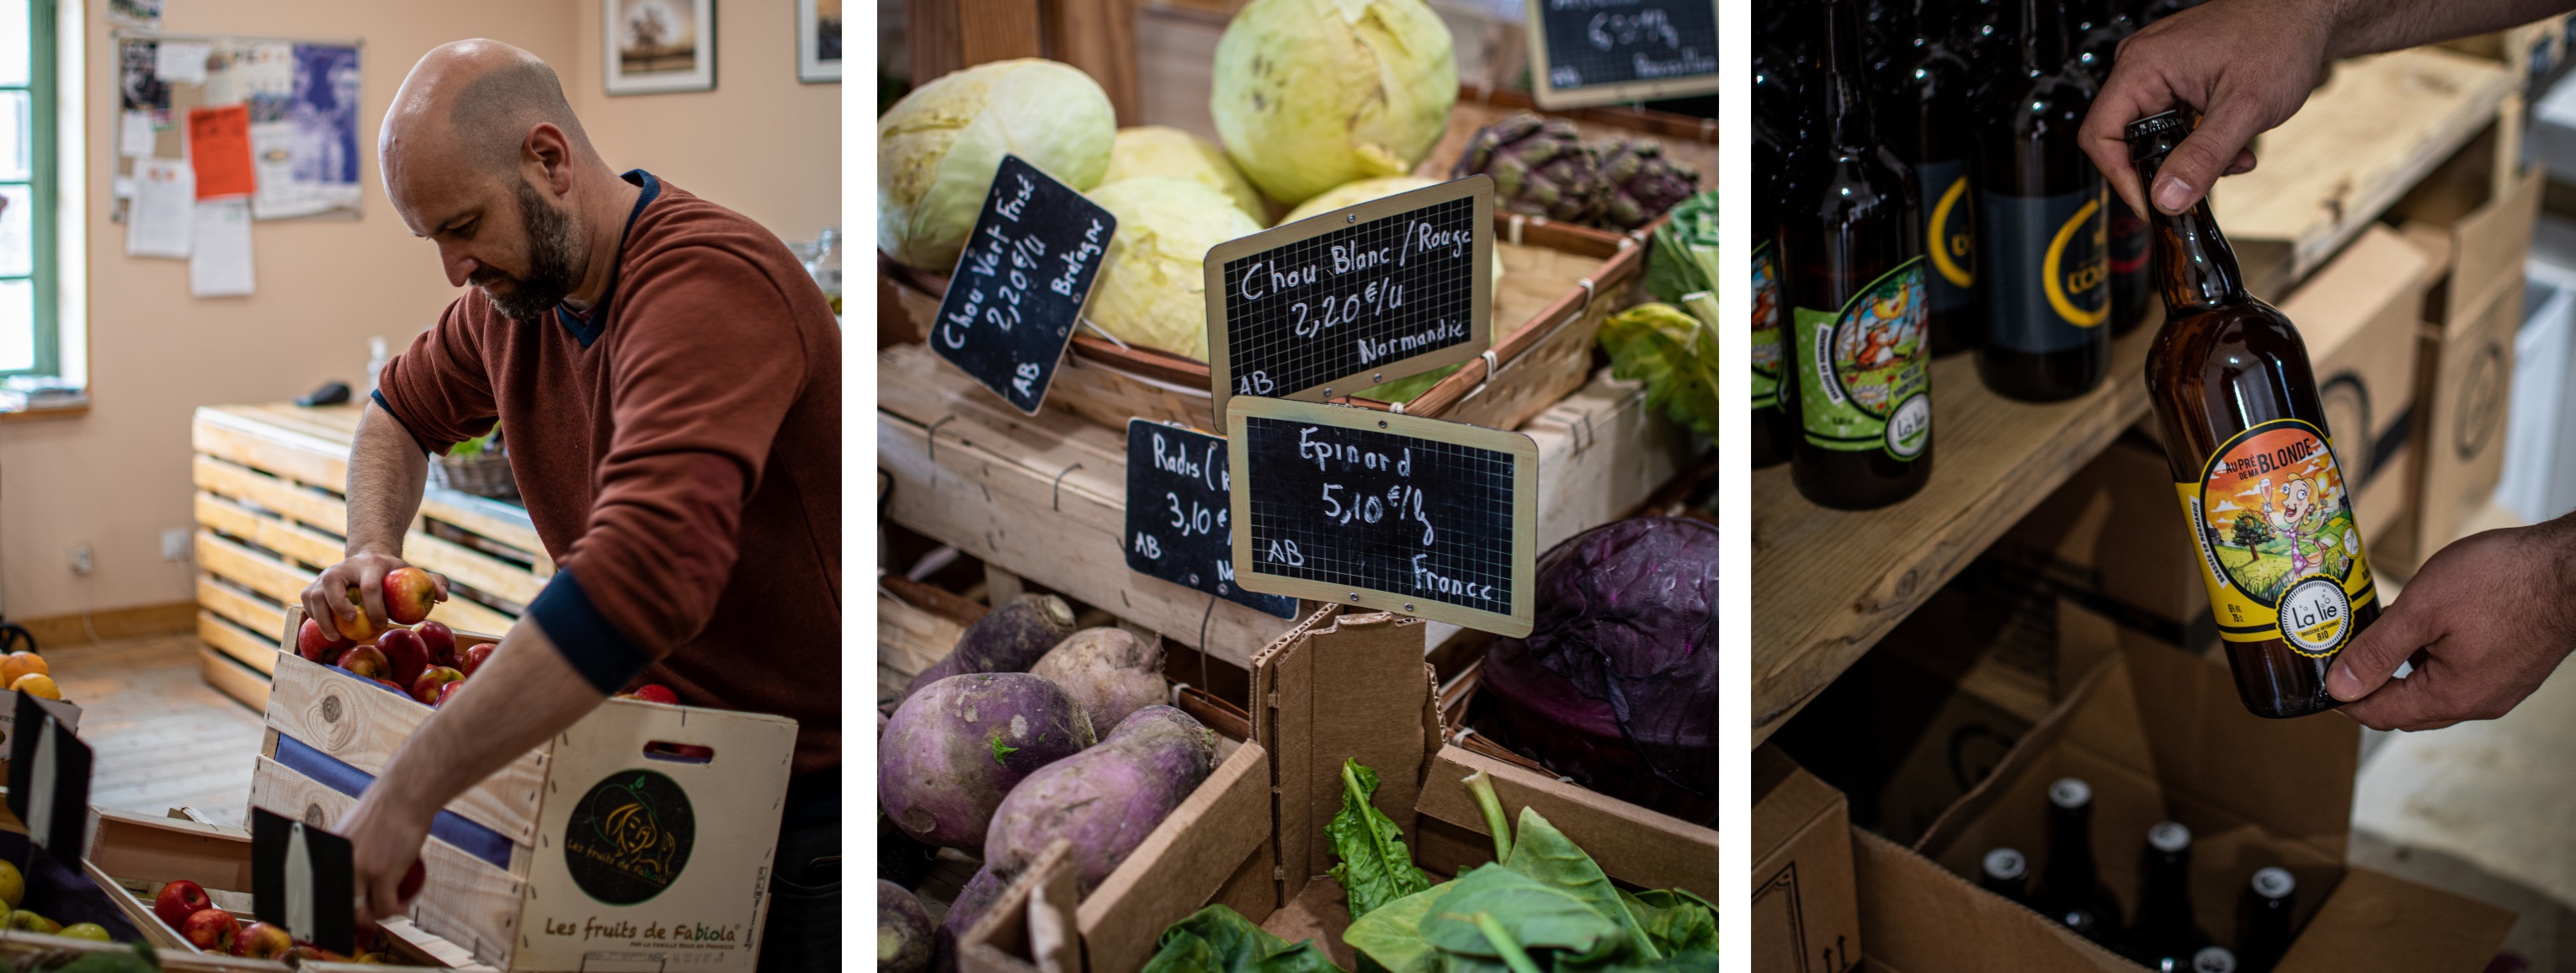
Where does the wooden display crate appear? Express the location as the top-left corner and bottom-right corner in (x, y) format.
(252, 610), (796, 972)
(190, 404), (549, 710)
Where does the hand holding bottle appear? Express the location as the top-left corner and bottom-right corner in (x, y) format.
(2327, 519), (2576, 730)
(2078, 0), (2323, 216)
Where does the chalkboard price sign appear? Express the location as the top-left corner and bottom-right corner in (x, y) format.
(1525, 0), (1723, 109)
(1227, 397), (1537, 636)
(1205, 176), (1493, 428)
(1124, 420), (1300, 619)
(932, 154), (1117, 415)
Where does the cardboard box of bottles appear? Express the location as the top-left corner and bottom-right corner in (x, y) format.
(1850, 639), (2513, 972)
(1754, 745), (1862, 973)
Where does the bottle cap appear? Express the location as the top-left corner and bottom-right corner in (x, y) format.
(2049, 778), (2092, 809)
(2251, 866), (2296, 900)
(2126, 109), (2192, 143)
(2148, 821), (2192, 853)
(2192, 946), (2238, 973)
(1983, 847), (2026, 881)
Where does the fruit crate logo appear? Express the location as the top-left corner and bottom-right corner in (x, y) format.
(563, 770), (695, 906)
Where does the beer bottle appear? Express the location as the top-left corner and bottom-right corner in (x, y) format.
(1979, 847), (2029, 902)
(2130, 111), (2378, 719)
(2033, 778), (2124, 945)
(1975, 0), (2111, 401)
(2076, 0), (2153, 336)
(2237, 867), (2296, 972)
(2126, 821), (2204, 970)
(1884, 0), (1984, 356)
(1754, 120), (1795, 468)
(1781, 0), (1932, 510)
(2192, 946), (2239, 973)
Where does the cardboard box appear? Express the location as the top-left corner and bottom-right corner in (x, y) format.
(1754, 746), (1861, 973)
(2276, 223), (2435, 534)
(2385, 270), (2522, 572)
(259, 611), (796, 971)
(1771, 629), (2041, 846)
(1849, 641), (2515, 973)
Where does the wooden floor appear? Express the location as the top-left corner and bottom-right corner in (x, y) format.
(44, 633), (266, 827)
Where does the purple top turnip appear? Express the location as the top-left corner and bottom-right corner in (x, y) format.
(1029, 627), (1168, 731)
(880, 673), (1097, 848)
(983, 705), (1220, 892)
(898, 593), (1079, 707)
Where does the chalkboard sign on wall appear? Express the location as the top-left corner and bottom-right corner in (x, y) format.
(1124, 420), (1300, 619)
(1227, 397), (1537, 635)
(1205, 177), (1493, 428)
(1525, 0), (1723, 109)
(931, 155), (1117, 415)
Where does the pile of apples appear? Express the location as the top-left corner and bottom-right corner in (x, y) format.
(152, 861), (423, 962)
(298, 566), (678, 708)
(0, 859), (114, 943)
(0, 650), (60, 702)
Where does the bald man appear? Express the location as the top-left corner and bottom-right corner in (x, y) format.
(295, 41), (839, 967)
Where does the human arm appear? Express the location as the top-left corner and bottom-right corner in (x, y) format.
(2323, 517), (2576, 730)
(2079, 0), (2576, 218)
(298, 400), (450, 633)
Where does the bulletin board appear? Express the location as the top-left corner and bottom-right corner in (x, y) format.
(111, 30), (365, 225)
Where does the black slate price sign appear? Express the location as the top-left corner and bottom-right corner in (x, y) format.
(253, 806), (358, 956)
(1124, 420), (1299, 619)
(1525, 0), (1722, 109)
(1227, 397), (1538, 636)
(932, 154), (1116, 415)
(1205, 176), (1493, 428)
(7, 691), (91, 856)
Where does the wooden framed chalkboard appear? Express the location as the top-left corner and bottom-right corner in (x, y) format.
(1204, 176), (1494, 428)
(1124, 419), (1300, 619)
(1525, 0), (1723, 109)
(1225, 397), (1538, 636)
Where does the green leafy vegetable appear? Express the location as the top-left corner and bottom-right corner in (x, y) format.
(1357, 362), (1466, 406)
(1620, 890), (1719, 955)
(1344, 879), (1455, 973)
(1472, 912), (1550, 973)
(1499, 809), (1660, 961)
(1139, 905), (1344, 973)
(1600, 303), (1721, 441)
(1464, 769), (1514, 864)
(1420, 866), (1623, 963)
(1328, 759), (1434, 920)
(1640, 192), (1719, 308)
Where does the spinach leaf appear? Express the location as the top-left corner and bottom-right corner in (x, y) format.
(1618, 890), (1718, 955)
(1502, 809), (1661, 962)
(1420, 865), (1625, 965)
(1140, 905), (1344, 973)
(1345, 880), (1457, 973)
(1328, 759), (1434, 920)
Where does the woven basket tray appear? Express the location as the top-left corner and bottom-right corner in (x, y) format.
(428, 450), (519, 500)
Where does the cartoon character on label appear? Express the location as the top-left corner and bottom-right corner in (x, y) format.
(1846, 284), (1922, 379)
(2259, 476), (2326, 579)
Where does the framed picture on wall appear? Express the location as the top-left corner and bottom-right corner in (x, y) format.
(604, 0), (716, 95)
(797, 0), (838, 83)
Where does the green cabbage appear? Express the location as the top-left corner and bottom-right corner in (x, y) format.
(1601, 302), (1721, 441)
(878, 59), (1115, 270)
(1210, 0), (1458, 208)
(1086, 178), (1264, 360)
(1101, 126), (1270, 227)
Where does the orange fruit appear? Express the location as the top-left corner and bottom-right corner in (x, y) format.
(10, 674), (59, 700)
(0, 652), (44, 688)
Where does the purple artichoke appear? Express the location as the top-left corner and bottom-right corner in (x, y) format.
(1452, 112), (1607, 224)
(1480, 517), (1719, 822)
(1596, 138), (1701, 231)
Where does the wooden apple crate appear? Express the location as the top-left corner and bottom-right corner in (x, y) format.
(191, 403), (551, 710)
(249, 609), (797, 972)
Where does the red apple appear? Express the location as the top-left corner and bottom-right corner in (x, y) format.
(181, 907), (238, 953)
(333, 587), (377, 643)
(460, 643), (495, 678)
(416, 620), (458, 667)
(283, 944), (338, 961)
(372, 678), (408, 696)
(382, 567), (440, 625)
(297, 619), (351, 662)
(435, 681), (463, 708)
(234, 920), (292, 959)
(153, 880), (211, 929)
(411, 666), (465, 704)
(629, 684), (679, 705)
(339, 645), (390, 681)
(376, 628), (429, 686)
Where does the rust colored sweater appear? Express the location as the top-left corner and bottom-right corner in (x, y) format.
(375, 171), (841, 776)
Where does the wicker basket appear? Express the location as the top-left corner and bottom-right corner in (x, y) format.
(428, 449), (519, 500)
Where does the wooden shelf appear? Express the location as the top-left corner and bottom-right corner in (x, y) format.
(1753, 322), (2160, 746)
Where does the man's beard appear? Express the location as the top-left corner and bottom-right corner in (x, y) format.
(471, 181), (583, 322)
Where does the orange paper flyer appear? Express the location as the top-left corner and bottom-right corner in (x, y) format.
(188, 104), (255, 199)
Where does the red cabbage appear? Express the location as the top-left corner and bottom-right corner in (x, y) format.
(1481, 517), (1718, 821)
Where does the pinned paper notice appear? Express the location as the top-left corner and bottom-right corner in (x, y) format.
(190, 199), (255, 297)
(126, 158), (193, 258)
(154, 41), (210, 84)
(189, 104), (256, 199)
(119, 109), (157, 159)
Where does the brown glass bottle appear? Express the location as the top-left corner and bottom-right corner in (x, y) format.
(2132, 111), (2378, 719)
(1975, 0), (2110, 401)
(1781, 0), (1933, 509)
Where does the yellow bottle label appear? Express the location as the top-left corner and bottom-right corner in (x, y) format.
(2173, 417), (2376, 657)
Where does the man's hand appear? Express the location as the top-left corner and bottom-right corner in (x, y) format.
(301, 553), (449, 635)
(2079, 0), (2333, 216)
(337, 786), (434, 928)
(2327, 521), (2576, 731)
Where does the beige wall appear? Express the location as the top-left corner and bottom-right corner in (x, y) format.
(0, 0), (839, 622)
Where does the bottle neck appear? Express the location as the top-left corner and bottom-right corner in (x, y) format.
(1822, 0), (1877, 147)
(2012, 0), (2069, 74)
(2137, 150), (2251, 309)
(2046, 804), (2096, 884)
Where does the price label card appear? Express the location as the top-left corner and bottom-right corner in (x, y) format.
(1227, 397), (1537, 636)
(1125, 420), (1299, 619)
(6, 691), (90, 856)
(1206, 177), (1493, 428)
(1525, 0), (1722, 109)
(253, 806), (358, 956)
(931, 154), (1117, 415)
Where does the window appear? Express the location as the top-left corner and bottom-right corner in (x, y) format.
(0, 0), (52, 376)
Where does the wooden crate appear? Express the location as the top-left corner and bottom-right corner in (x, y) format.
(190, 404), (550, 710)
(252, 610), (796, 971)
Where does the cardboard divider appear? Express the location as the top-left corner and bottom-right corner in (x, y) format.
(961, 841), (1081, 973)
(1754, 746), (1860, 973)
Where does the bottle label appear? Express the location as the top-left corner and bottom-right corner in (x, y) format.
(1793, 258), (1930, 460)
(1919, 157), (1977, 312)
(1981, 186), (2110, 353)
(2174, 418), (2377, 656)
(2109, 194), (2149, 278)
(1752, 241), (1783, 409)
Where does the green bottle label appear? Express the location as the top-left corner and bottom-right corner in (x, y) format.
(1752, 240), (1783, 409)
(1795, 257), (1930, 460)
